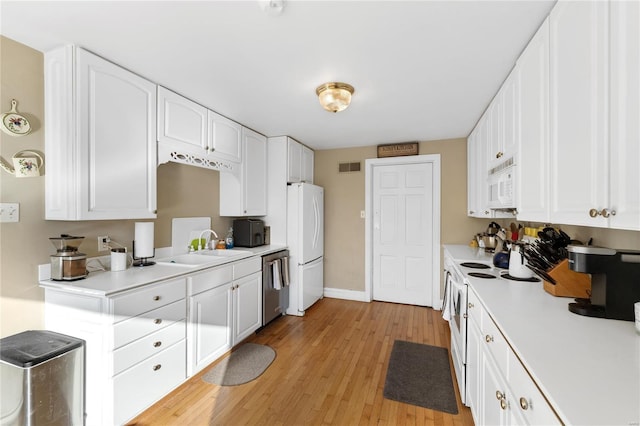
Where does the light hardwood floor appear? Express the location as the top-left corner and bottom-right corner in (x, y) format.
(128, 298), (474, 426)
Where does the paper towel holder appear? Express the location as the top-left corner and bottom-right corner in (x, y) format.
(132, 240), (155, 267)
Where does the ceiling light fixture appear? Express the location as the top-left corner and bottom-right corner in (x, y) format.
(316, 82), (355, 113)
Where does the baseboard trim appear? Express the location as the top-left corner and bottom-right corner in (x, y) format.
(323, 287), (369, 302)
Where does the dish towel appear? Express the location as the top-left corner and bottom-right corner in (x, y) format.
(272, 259), (282, 290)
(441, 271), (452, 322)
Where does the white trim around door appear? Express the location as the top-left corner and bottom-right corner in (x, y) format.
(364, 154), (441, 306)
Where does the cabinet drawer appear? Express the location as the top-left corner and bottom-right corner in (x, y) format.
(112, 278), (186, 320)
(481, 309), (509, 370)
(508, 351), (560, 425)
(233, 256), (261, 280)
(113, 319), (186, 375)
(114, 299), (186, 349)
(114, 340), (186, 425)
(189, 265), (233, 295)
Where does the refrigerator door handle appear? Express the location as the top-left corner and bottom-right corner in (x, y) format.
(313, 197), (320, 247)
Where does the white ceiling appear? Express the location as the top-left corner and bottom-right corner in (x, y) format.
(1, 0), (555, 150)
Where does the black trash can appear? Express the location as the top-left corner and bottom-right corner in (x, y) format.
(0, 330), (85, 425)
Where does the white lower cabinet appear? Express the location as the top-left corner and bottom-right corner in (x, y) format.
(43, 255), (264, 425)
(465, 288), (559, 426)
(187, 257), (262, 375)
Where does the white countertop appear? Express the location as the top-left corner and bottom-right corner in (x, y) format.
(444, 245), (640, 426)
(40, 245), (287, 297)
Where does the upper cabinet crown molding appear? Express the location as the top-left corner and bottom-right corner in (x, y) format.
(45, 45), (157, 220)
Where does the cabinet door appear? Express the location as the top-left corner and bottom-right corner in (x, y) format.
(188, 284), (233, 375)
(609, 0), (640, 231)
(243, 128), (267, 216)
(157, 86), (207, 150)
(517, 19), (550, 222)
(287, 138), (302, 183)
(549, 1), (608, 226)
(501, 71), (519, 162)
(208, 110), (242, 163)
(488, 96), (503, 169)
(74, 48), (157, 220)
(466, 316), (482, 423)
(481, 352), (508, 426)
(467, 130), (478, 217)
(233, 271), (262, 344)
(301, 145), (314, 183)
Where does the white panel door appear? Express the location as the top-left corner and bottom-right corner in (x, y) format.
(372, 163), (434, 306)
(157, 86), (207, 150)
(233, 272), (262, 344)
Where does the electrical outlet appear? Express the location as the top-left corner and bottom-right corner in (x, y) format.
(0, 203), (19, 223)
(97, 236), (110, 251)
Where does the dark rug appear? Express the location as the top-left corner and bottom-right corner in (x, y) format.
(201, 343), (276, 386)
(383, 340), (458, 414)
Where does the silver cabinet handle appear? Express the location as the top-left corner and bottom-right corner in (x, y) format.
(500, 398), (507, 410)
(154, 318), (162, 325)
(463, 313), (468, 319)
(468, 302), (474, 309)
(589, 208), (600, 218)
(153, 364), (162, 371)
(153, 295), (161, 301)
(153, 341), (162, 348)
(485, 335), (494, 343)
(519, 397), (529, 410)
(496, 391), (504, 400)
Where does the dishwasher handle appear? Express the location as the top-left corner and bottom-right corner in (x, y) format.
(280, 256), (290, 287)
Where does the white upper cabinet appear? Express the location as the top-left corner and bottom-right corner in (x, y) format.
(157, 86), (207, 150)
(45, 46), (157, 220)
(516, 19), (550, 223)
(302, 145), (314, 183)
(549, 0), (608, 227)
(608, 0), (640, 230)
(208, 110), (242, 163)
(287, 138), (314, 184)
(219, 127), (267, 216)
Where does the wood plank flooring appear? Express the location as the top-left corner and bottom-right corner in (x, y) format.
(128, 298), (474, 426)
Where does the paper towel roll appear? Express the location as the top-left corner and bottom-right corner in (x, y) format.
(134, 222), (154, 258)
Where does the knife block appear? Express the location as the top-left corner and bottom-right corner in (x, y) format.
(543, 259), (591, 298)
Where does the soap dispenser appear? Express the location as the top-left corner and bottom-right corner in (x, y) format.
(225, 227), (234, 249)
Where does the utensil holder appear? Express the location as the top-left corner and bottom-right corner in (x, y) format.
(542, 259), (591, 298)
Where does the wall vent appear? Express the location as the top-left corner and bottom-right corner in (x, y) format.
(338, 162), (361, 173)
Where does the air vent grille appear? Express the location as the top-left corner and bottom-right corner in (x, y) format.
(338, 162), (361, 173)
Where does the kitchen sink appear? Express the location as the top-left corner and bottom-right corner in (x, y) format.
(196, 249), (252, 258)
(156, 254), (221, 267)
(156, 250), (253, 267)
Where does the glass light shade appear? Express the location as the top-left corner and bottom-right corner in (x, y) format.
(316, 82), (354, 113)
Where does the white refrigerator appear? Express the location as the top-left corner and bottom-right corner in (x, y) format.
(286, 183), (324, 316)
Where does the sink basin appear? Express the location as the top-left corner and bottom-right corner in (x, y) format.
(156, 254), (221, 267)
(196, 249), (252, 258)
(156, 250), (253, 267)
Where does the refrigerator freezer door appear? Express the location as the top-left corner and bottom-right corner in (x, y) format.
(300, 257), (324, 311)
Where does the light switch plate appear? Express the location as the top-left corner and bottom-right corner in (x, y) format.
(0, 203), (19, 222)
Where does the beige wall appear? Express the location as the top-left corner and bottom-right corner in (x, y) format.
(314, 139), (496, 292)
(0, 37), (231, 338)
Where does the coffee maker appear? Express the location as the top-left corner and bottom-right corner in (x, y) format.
(567, 245), (640, 321)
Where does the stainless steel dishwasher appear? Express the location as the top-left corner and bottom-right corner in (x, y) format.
(262, 250), (290, 326)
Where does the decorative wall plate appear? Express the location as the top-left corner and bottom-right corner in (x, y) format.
(1, 99), (31, 136)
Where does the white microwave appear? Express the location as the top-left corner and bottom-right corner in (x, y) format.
(487, 159), (516, 209)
